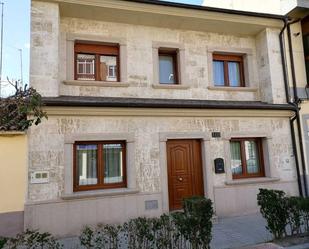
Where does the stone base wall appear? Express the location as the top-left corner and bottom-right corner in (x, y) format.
(0, 211), (24, 237)
(214, 180), (299, 217)
(24, 180), (299, 236)
(25, 193), (162, 237)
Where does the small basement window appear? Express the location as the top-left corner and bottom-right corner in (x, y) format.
(159, 48), (179, 84)
(213, 54), (245, 87)
(75, 43), (119, 82)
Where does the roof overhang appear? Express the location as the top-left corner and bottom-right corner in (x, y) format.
(34, 0), (284, 35)
(43, 96), (296, 110)
(286, 0), (309, 19)
(42, 96), (295, 118)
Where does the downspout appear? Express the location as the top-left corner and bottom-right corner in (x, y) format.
(279, 17), (308, 196)
(286, 20), (309, 196)
(279, 17), (304, 196)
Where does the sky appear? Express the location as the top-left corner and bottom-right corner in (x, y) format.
(1, 0), (30, 96)
(1, 0), (201, 96)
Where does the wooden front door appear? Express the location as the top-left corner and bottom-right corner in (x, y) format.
(167, 139), (204, 210)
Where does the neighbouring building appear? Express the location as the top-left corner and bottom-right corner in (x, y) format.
(0, 132), (27, 236)
(28, 0), (303, 236)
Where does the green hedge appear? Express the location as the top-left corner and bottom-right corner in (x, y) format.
(257, 188), (309, 239)
(80, 196), (214, 249)
(0, 237), (7, 249)
(2, 230), (62, 249)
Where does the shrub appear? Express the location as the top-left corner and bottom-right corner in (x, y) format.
(298, 197), (309, 233)
(80, 224), (122, 249)
(257, 189), (309, 239)
(4, 229), (62, 249)
(0, 237), (7, 249)
(286, 196), (303, 235)
(0, 85), (47, 131)
(124, 217), (155, 249)
(257, 188), (289, 239)
(79, 196), (214, 249)
(151, 214), (176, 249)
(173, 196), (213, 249)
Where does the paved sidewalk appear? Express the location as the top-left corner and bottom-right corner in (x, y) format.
(211, 213), (272, 249)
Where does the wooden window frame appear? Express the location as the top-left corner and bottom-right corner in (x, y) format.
(213, 54), (245, 87)
(74, 42), (120, 82)
(73, 140), (127, 192)
(230, 137), (265, 179)
(158, 49), (179, 85)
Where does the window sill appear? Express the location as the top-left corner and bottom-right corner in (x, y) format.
(225, 177), (280, 186)
(63, 80), (129, 87)
(61, 188), (139, 200)
(152, 84), (189, 89)
(207, 86), (258, 92)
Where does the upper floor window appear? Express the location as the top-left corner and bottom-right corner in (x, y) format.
(159, 49), (179, 84)
(213, 54), (244, 87)
(230, 138), (264, 179)
(73, 141), (126, 191)
(75, 43), (119, 82)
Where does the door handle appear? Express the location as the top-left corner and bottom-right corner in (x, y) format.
(178, 177), (183, 182)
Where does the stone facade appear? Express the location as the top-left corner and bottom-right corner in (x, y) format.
(27, 0), (300, 236)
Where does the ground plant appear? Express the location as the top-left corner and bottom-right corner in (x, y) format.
(257, 188), (309, 239)
(0, 238), (7, 249)
(3, 230), (62, 249)
(80, 196), (214, 249)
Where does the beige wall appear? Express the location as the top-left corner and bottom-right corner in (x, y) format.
(0, 133), (27, 213)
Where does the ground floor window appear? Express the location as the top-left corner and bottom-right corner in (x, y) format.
(73, 141), (126, 191)
(230, 138), (264, 179)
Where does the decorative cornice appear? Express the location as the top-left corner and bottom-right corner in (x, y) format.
(44, 106), (294, 118)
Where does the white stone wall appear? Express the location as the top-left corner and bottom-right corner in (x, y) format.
(30, 1), (59, 96)
(59, 17), (261, 101)
(256, 28), (287, 104)
(30, 1), (288, 104)
(28, 114), (297, 202)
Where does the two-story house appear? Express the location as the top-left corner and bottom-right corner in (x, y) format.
(27, 0), (300, 236)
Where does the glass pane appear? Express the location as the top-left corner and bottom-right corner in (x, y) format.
(99, 55), (118, 82)
(230, 141), (242, 175)
(103, 143), (124, 184)
(228, 62), (241, 87)
(76, 54), (95, 80)
(76, 144), (98, 186)
(213, 61), (225, 86)
(245, 140), (260, 174)
(159, 55), (176, 84)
